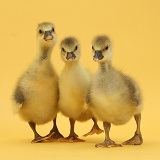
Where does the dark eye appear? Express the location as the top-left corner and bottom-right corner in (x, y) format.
(74, 46), (78, 51)
(52, 27), (54, 32)
(39, 29), (43, 34)
(62, 48), (65, 52)
(92, 46), (95, 50)
(105, 46), (109, 50)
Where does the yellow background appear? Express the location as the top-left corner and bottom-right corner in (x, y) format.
(1, 0), (160, 159)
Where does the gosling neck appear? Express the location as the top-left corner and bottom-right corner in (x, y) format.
(98, 61), (112, 72)
(37, 45), (53, 61)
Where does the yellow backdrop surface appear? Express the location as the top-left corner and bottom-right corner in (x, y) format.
(0, 0), (160, 159)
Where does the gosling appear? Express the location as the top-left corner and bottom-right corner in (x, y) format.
(58, 37), (103, 142)
(86, 35), (143, 148)
(12, 22), (63, 143)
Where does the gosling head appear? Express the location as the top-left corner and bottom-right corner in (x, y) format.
(60, 37), (80, 62)
(37, 22), (57, 48)
(92, 35), (112, 63)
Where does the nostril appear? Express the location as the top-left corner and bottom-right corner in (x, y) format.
(94, 50), (104, 60)
(98, 52), (101, 58)
(44, 31), (53, 41)
(66, 52), (76, 60)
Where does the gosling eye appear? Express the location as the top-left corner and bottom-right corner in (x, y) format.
(92, 46), (95, 50)
(105, 46), (109, 50)
(74, 46), (78, 51)
(52, 27), (54, 32)
(62, 47), (65, 52)
(39, 29), (43, 34)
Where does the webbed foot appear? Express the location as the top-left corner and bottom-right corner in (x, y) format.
(31, 133), (54, 143)
(122, 134), (143, 145)
(44, 131), (65, 142)
(95, 139), (123, 148)
(83, 126), (103, 137)
(65, 136), (85, 142)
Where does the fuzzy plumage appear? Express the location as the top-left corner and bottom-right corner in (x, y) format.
(86, 35), (143, 147)
(59, 37), (91, 121)
(12, 22), (60, 142)
(58, 37), (103, 141)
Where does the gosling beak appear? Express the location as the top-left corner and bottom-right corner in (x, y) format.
(66, 52), (76, 61)
(44, 31), (53, 41)
(93, 50), (104, 61)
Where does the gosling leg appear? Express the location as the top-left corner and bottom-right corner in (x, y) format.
(29, 122), (48, 143)
(123, 113), (143, 145)
(83, 117), (103, 137)
(45, 116), (64, 141)
(95, 122), (122, 148)
(66, 118), (85, 142)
